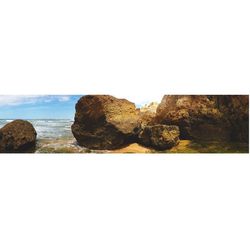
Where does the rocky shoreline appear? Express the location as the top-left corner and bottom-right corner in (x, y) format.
(0, 95), (249, 153)
(35, 139), (249, 153)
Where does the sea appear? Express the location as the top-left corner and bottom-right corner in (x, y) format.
(0, 119), (73, 139)
(0, 119), (88, 153)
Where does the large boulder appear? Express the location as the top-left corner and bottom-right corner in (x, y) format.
(71, 95), (141, 149)
(138, 125), (180, 150)
(0, 120), (37, 153)
(155, 95), (249, 142)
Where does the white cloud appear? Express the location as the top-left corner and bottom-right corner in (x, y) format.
(0, 94), (163, 107)
(57, 96), (71, 102)
(0, 95), (72, 106)
(0, 95), (40, 106)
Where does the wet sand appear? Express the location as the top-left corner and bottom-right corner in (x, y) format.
(36, 138), (249, 153)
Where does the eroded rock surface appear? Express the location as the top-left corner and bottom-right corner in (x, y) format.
(208, 95), (249, 142)
(138, 125), (180, 150)
(71, 95), (140, 149)
(155, 95), (249, 142)
(0, 120), (37, 153)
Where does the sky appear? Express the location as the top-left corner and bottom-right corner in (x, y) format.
(0, 95), (159, 119)
(0, 95), (82, 119)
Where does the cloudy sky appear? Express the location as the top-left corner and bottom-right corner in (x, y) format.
(0, 95), (82, 119)
(0, 95), (159, 119)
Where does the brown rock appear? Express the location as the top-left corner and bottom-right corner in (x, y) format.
(208, 95), (249, 142)
(155, 95), (249, 142)
(0, 120), (37, 153)
(139, 111), (156, 128)
(138, 125), (180, 150)
(71, 95), (141, 149)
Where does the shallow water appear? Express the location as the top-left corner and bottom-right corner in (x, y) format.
(166, 140), (249, 153)
(0, 120), (248, 153)
(0, 119), (78, 153)
(36, 140), (249, 154)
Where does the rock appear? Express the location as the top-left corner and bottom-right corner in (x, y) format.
(138, 125), (180, 150)
(140, 102), (159, 113)
(71, 95), (141, 149)
(155, 95), (249, 142)
(0, 120), (37, 153)
(139, 102), (159, 127)
(208, 95), (249, 142)
(139, 111), (156, 127)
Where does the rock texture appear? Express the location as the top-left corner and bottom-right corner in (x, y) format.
(71, 95), (141, 149)
(155, 95), (249, 142)
(139, 102), (158, 127)
(208, 95), (249, 142)
(138, 125), (180, 150)
(0, 120), (37, 153)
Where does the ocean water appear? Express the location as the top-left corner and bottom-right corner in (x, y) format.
(0, 119), (82, 152)
(0, 119), (73, 139)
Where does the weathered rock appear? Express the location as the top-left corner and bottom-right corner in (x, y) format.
(0, 120), (37, 153)
(139, 102), (159, 127)
(71, 95), (141, 149)
(155, 95), (249, 142)
(138, 125), (180, 150)
(139, 111), (156, 127)
(208, 95), (249, 142)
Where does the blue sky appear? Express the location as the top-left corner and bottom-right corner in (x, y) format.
(0, 95), (155, 119)
(0, 95), (82, 119)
